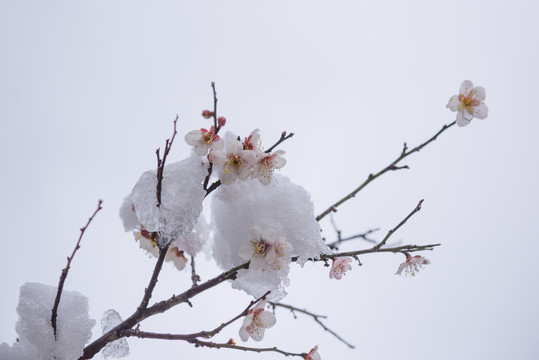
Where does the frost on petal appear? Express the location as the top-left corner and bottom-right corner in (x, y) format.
(101, 309), (129, 358)
(459, 80), (474, 96)
(446, 95), (460, 112)
(212, 175), (330, 301)
(12, 283), (95, 360)
(129, 153), (207, 244)
(456, 111), (471, 127)
(473, 103), (489, 119)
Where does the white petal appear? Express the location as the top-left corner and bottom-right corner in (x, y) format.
(273, 156), (287, 169)
(249, 257), (267, 271)
(239, 325), (250, 342)
(239, 241), (254, 260)
(248, 226), (262, 239)
(194, 143), (209, 156)
(249, 326), (265, 341)
(395, 262), (406, 275)
(227, 139), (244, 155)
(210, 138), (225, 151)
(456, 111), (471, 127)
(184, 130), (202, 146)
(473, 103), (488, 119)
(471, 86), (486, 101)
(258, 311), (277, 328)
(459, 80), (474, 96)
(446, 95), (460, 111)
(241, 150), (258, 165)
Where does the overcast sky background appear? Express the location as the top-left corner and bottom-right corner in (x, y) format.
(1, 1), (539, 359)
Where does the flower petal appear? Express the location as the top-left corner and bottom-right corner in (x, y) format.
(395, 262), (407, 275)
(239, 325), (250, 342)
(456, 111), (471, 127)
(258, 311), (277, 328)
(473, 103), (488, 119)
(459, 80), (474, 96)
(446, 95), (460, 111)
(184, 130), (202, 146)
(471, 86), (486, 102)
(239, 241), (254, 260)
(194, 143), (209, 156)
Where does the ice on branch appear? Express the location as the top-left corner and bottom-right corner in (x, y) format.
(239, 300), (276, 342)
(239, 226), (293, 271)
(211, 175), (330, 301)
(395, 254), (431, 276)
(101, 309), (129, 358)
(329, 257), (353, 280)
(0, 283), (95, 360)
(305, 345), (321, 360)
(447, 80), (488, 127)
(184, 126), (224, 156)
(122, 153), (208, 246)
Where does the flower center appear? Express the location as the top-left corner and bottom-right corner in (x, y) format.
(253, 241), (266, 256)
(231, 155), (241, 167)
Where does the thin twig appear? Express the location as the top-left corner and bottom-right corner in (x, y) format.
(316, 121), (456, 221)
(121, 291), (270, 341)
(138, 246), (170, 311)
(372, 199), (424, 251)
(188, 339), (306, 358)
(203, 83), (220, 192)
(190, 254), (200, 287)
(327, 228), (380, 249)
(155, 116), (179, 207)
(51, 200), (103, 340)
(265, 131), (295, 153)
(270, 302), (355, 349)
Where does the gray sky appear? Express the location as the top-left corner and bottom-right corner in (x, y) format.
(1, 1), (538, 359)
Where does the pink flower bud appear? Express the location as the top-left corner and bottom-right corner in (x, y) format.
(201, 110), (214, 119)
(217, 116), (227, 127)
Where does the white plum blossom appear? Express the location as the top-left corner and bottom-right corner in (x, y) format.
(329, 257), (353, 280)
(239, 226), (293, 271)
(239, 300), (276, 342)
(254, 150), (287, 185)
(210, 138), (257, 184)
(184, 126), (224, 156)
(305, 345), (321, 360)
(165, 246), (188, 270)
(446, 80), (488, 127)
(395, 254), (431, 276)
(243, 129), (262, 154)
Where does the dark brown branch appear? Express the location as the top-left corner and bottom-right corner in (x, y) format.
(190, 254), (200, 287)
(51, 200), (103, 340)
(211, 82), (219, 132)
(80, 261), (251, 359)
(205, 179), (221, 198)
(187, 339), (305, 358)
(265, 131), (295, 153)
(316, 243), (440, 261)
(138, 245), (170, 312)
(372, 199), (423, 251)
(121, 292), (270, 341)
(155, 116), (179, 207)
(270, 302), (355, 349)
(316, 121), (456, 221)
(327, 228), (380, 249)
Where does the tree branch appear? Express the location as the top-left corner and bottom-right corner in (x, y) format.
(270, 302), (355, 349)
(327, 228), (380, 249)
(155, 116), (178, 207)
(187, 339), (306, 358)
(51, 200), (103, 340)
(316, 121), (456, 221)
(265, 131), (294, 153)
(372, 199), (423, 251)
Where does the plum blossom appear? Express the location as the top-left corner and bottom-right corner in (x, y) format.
(254, 150), (287, 185)
(239, 226), (293, 271)
(165, 246), (188, 270)
(446, 80), (488, 127)
(210, 139), (257, 184)
(305, 345), (321, 360)
(243, 129), (262, 153)
(239, 300), (276, 342)
(184, 126), (224, 156)
(329, 257), (353, 280)
(395, 253), (431, 276)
